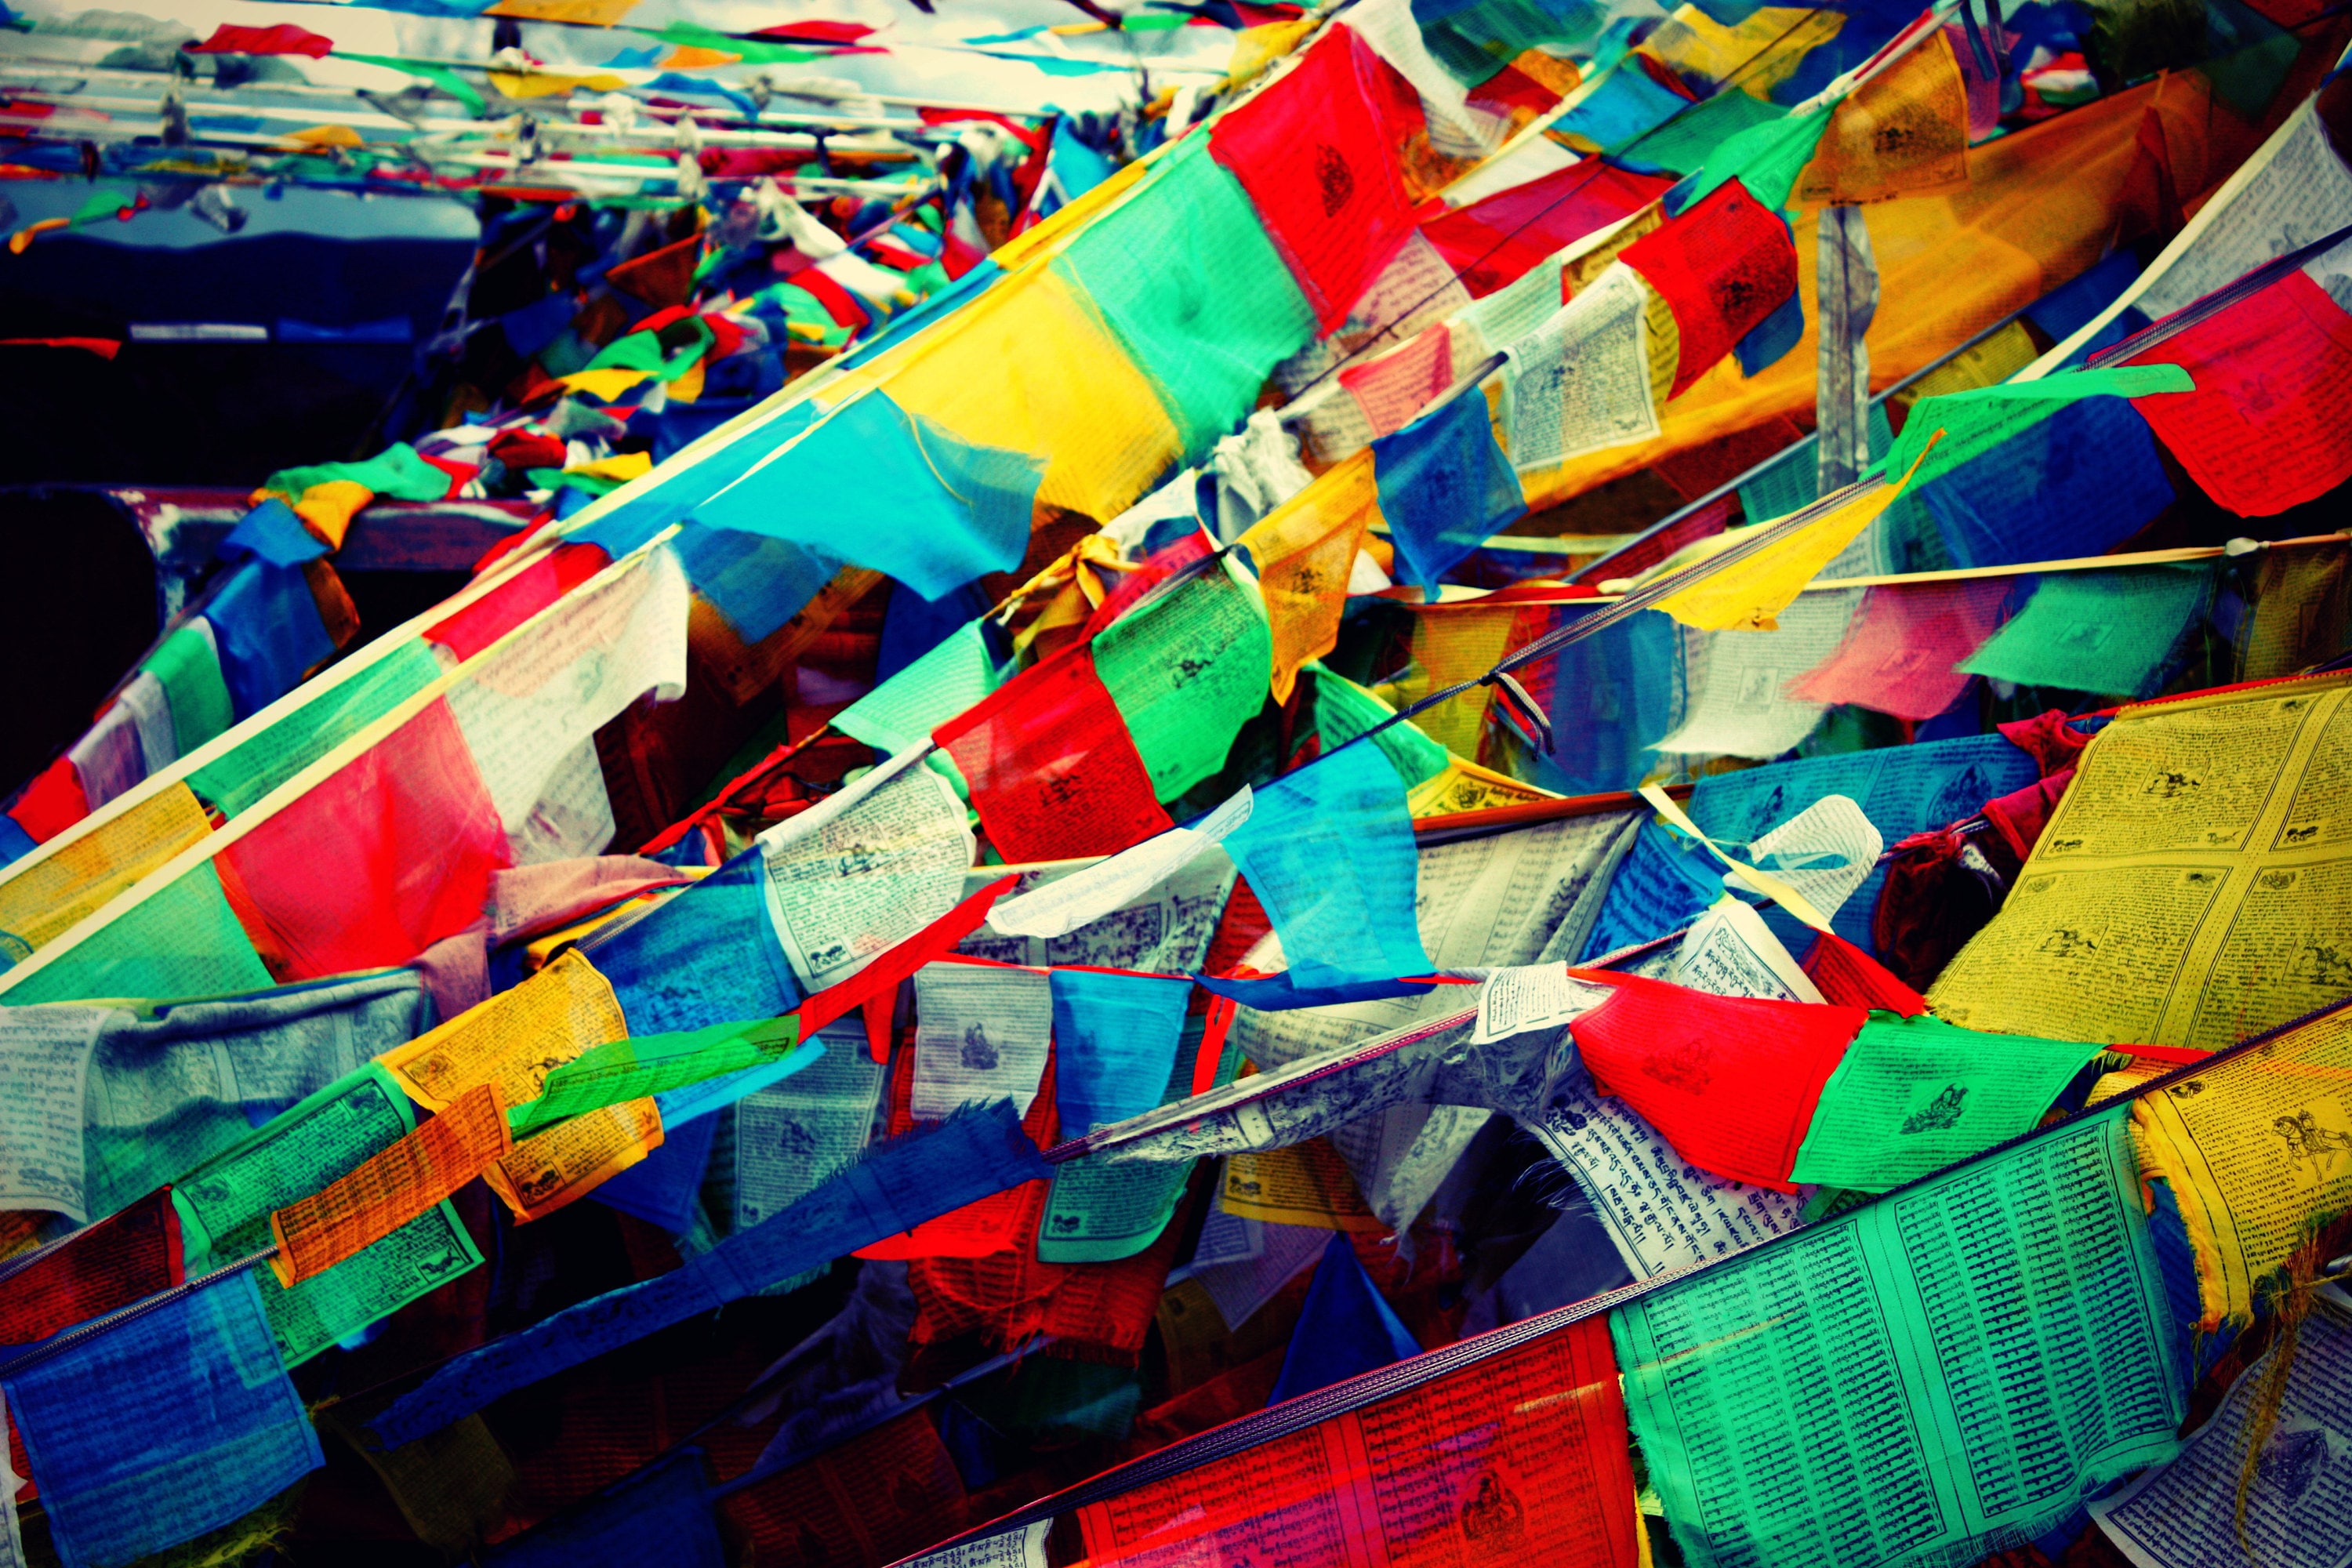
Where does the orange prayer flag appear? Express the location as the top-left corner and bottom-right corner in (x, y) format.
(269, 1083), (510, 1286)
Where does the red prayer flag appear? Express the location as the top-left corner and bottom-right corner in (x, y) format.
(427, 542), (609, 661)
(218, 698), (510, 981)
(1621, 179), (1800, 397)
(1801, 929), (1930, 1016)
(7, 755), (88, 843)
(1076, 1312), (1639, 1567)
(935, 645), (1174, 863)
(1565, 969), (1862, 1189)
(2125, 267), (2352, 517)
(1421, 161), (1674, 298)
(1784, 578), (2010, 720)
(190, 22), (334, 56)
(1339, 322), (1455, 438)
(1209, 27), (1426, 330)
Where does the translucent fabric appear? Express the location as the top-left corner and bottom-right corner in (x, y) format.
(216, 698), (509, 982)
(1515, 68), (2296, 510)
(4, 1271), (321, 1568)
(1220, 739), (1432, 988)
(1785, 579), (2013, 720)
(1053, 135), (1317, 459)
(1209, 28), (1426, 332)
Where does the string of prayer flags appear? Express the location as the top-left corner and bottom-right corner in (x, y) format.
(1208, 27), (1425, 330)
(1220, 739), (1432, 989)
(2, 1270), (322, 1568)
(1957, 564), (2216, 699)
(368, 1101), (1048, 1447)
(173, 1065), (484, 1365)
(270, 1080), (510, 1286)
(1371, 387), (1528, 595)
(1787, 1012), (2107, 1191)
(936, 644), (1174, 862)
(1566, 969), (1864, 1189)
(2125, 261), (2352, 516)
(1621, 180), (1801, 398)
(1784, 578), (2013, 719)
(1049, 968), (1193, 1135)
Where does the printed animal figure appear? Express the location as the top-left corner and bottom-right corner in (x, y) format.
(2274, 1109), (2352, 1183)
(1901, 1084), (1969, 1134)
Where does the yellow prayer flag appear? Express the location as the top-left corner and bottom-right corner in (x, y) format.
(568, 450), (654, 484)
(1238, 452), (1378, 704)
(487, 1098), (663, 1221)
(2131, 1002), (2352, 1328)
(557, 367), (652, 401)
(1796, 28), (1971, 206)
(0, 783), (212, 959)
(1650, 458), (1915, 632)
(379, 947), (627, 1111)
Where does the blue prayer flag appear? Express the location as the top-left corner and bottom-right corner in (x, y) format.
(691, 392), (1044, 601)
(1049, 969), (1192, 1135)
(1373, 390), (1526, 596)
(579, 849), (802, 1036)
(1266, 1232), (1423, 1406)
(4, 1271), (322, 1568)
(204, 560), (336, 721)
(1221, 740), (1432, 989)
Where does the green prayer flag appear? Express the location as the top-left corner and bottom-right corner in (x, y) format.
(1094, 562), (1274, 803)
(643, 21), (818, 62)
(188, 639), (441, 818)
(1882, 365), (2196, 492)
(173, 1064), (483, 1366)
(1958, 564), (2216, 699)
(145, 624), (236, 757)
(1679, 103), (1831, 212)
(1051, 136), (1316, 459)
(510, 1018), (808, 1138)
(1628, 88), (1788, 179)
(836, 621), (1000, 799)
(264, 442), (452, 505)
(586, 319), (713, 383)
(7, 864), (274, 1006)
(1615, 1109), (2182, 1567)
(1789, 1012), (2105, 1191)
